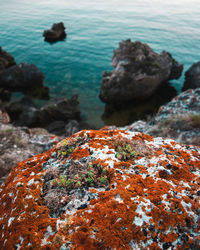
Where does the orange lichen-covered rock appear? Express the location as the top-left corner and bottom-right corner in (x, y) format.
(0, 129), (200, 249)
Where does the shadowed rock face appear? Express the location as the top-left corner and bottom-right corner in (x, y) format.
(0, 62), (49, 99)
(182, 62), (200, 91)
(100, 39), (183, 105)
(0, 47), (16, 72)
(0, 129), (199, 249)
(43, 22), (66, 42)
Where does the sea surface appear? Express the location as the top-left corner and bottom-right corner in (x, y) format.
(0, 0), (200, 128)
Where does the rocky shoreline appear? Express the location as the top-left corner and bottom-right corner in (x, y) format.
(0, 40), (200, 249)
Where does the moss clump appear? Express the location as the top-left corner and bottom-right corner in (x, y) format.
(51, 162), (109, 191)
(114, 140), (137, 161)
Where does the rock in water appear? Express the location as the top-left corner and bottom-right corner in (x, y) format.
(100, 39), (183, 105)
(0, 129), (199, 249)
(0, 47), (16, 72)
(0, 62), (49, 99)
(43, 22), (66, 42)
(182, 62), (200, 91)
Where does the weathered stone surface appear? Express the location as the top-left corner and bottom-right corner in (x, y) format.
(0, 110), (61, 184)
(0, 62), (49, 99)
(43, 22), (66, 42)
(0, 47), (15, 72)
(100, 39), (183, 105)
(182, 62), (200, 91)
(119, 88), (200, 145)
(0, 129), (199, 249)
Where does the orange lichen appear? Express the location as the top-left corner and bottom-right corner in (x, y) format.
(0, 129), (199, 249)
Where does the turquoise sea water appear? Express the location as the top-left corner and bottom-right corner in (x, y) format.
(0, 0), (200, 127)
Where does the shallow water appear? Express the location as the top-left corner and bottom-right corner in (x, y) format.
(0, 0), (200, 127)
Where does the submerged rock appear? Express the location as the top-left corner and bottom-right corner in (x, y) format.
(43, 22), (66, 42)
(182, 62), (200, 91)
(0, 62), (49, 99)
(100, 39), (183, 105)
(0, 129), (199, 249)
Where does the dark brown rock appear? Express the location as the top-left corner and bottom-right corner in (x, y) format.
(182, 62), (200, 91)
(0, 62), (49, 99)
(0, 47), (16, 72)
(100, 39), (183, 105)
(43, 22), (66, 42)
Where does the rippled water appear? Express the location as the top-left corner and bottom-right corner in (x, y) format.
(0, 0), (200, 127)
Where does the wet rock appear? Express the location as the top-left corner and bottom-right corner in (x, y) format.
(100, 39), (183, 105)
(5, 96), (39, 127)
(182, 62), (200, 91)
(43, 22), (66, 42)
(38, 95), (81, 127)
(102, 82), (177, 126)
(0, 46), (16, 72)
(0, 62), (49, 99)
(0, 88), (11, 102)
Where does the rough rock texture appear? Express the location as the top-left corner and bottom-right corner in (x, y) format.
(100, 39), (183, 105)
(0, 47), (16, 72)
(182, 62), (200, 91)
(0, 129), (199, 249)
(43, 22), (66, 42)
(5, 95), (83, 137)
(119, 88), (200, 146)
(0, 110), (61, 184)
(0, 62), (49, 99)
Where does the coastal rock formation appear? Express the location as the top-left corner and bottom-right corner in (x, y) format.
(182, 62), (200, 91)
(0, 62), (49, 99)
(100, 39), (183, 105)
(43, 22), (66, 42)
(119, 88), (200, 146)
(0, 47), (15, 72)
(0, 129), (199, 249)
(5, 95), (83, 137)
(38, 95), (80, 127)
(0, 110), (60, 184)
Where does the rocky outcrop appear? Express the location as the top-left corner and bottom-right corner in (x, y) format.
(0, 129), (200, 249)
(116, 88), (200, 145)
(100, 39), (183, 105)
(0, 62), (49, 99)
(0, 47), (15, 72)
(5, 95), (85, 137)
(43, 22), (66, 42)
(0, 110), (61, 184)
(182, 62), (200, 91)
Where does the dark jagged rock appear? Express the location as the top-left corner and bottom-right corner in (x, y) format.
(0, 47), (16, 72)
(38, 95), (81, 127)
(6, 95), (83, 137)
(102, 82), (177, 127)
(6, 96), (39, 127)
(100, 39), (183, 105)
(0, 88), (11, 102)
(43, 22), (66, 42)
(182, 62), (200, 91)
(0, 62), (49, 99)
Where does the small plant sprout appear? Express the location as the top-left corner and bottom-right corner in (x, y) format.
(100, 176), (108, 185)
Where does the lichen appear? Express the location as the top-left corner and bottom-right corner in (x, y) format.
(0, 129), (199, 249)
